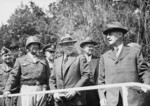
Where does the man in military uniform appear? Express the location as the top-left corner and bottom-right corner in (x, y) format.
(3, 35), (49, 106)
(49, 34), (90, 106)
(42, 43), (56, 73)
(0, 47), (19, 106)
(80, 37), (100, 106)
(42, 43), (56, 106)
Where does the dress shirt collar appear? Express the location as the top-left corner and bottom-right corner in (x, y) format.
(85, 53), (92, 62)
(114, 43), (123, 57)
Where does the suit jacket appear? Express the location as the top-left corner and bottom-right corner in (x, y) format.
(49, 53), (90, 106)
(98, 45), (150, 106)
(85, 55), (100, 106)
(87, 55), (99, 85)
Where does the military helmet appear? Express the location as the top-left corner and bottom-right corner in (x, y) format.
(26, 36), (41, 49)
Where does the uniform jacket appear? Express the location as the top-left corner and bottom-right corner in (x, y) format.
(49, 53), (90, 106)
(45, 59), (54, 89)
(5, 53), (49, 91)
(0, 63), (13, 93)
(0, 62), (19, 106)
(45, 59), (54, 106)
(98, 45), (150, 106)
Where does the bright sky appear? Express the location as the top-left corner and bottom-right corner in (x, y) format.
(0, 0), (57, 26)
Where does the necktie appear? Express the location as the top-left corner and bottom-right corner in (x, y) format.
(64, 55), (68, 64)
(115, 47), (119, 57)
(62, 55), (68, 76)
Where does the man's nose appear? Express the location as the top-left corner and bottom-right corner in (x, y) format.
(68, 44), (72, 47)
(107, 35), (110, 39)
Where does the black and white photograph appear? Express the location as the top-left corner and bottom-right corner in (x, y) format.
(0, 0), (150, 106)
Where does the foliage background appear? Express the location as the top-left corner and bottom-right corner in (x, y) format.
(0, 0), (150, 61)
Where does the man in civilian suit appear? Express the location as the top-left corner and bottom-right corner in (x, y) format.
(80, 37), (100, 106)
(49, 34), (90, 106)
(98, 22), (150, 106)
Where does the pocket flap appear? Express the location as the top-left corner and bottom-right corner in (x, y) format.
(21, 63), (30, 67)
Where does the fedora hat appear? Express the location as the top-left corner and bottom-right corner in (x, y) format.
(42, 43), (56, 53)
(59, 34), (77, 45)
(80, 37), (97, 48)
(103, 21), (128, 35)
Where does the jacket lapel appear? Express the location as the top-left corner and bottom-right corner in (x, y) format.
(108, 46), (130, 63)
(89, 56), (98, 75)
(24, 53), (42, 63)
(0, 63), (6, 72)
(0, 63), (12, 73)
(117, 46), (129, 61)
(24, 54), (35, 63)
(108, 50), (117, 61)
(63, 56), (77, 77)
(57, 56), (63, 77)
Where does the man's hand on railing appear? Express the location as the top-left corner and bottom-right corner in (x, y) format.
(140, 87), (150, 95)
(141, 87), (148, 93)
(47, 93), (53, 102)
(65, 91), (76, 100)
(3, 91), (11, 98)
(130, 86), (150, 94)
(53, 92), (62, 102)
(100, 98), (108, 106)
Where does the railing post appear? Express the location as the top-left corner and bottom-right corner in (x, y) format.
(122, 86), (128, 106)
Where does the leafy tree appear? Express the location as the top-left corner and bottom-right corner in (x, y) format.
(0, 0), (150, 60)
(0, 1), (58, 57)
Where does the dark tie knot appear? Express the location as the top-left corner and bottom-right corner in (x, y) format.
(87, 54), (92, 56)
(115, 47), (119, 52)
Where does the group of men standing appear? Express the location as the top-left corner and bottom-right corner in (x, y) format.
(0, 21), (150, 106)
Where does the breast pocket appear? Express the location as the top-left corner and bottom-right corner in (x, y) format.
(21, 63), (30, 75)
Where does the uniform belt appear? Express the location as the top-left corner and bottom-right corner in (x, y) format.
(21, 80), (46, 86)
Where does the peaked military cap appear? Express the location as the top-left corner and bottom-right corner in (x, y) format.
(42, 43), (56, 53)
